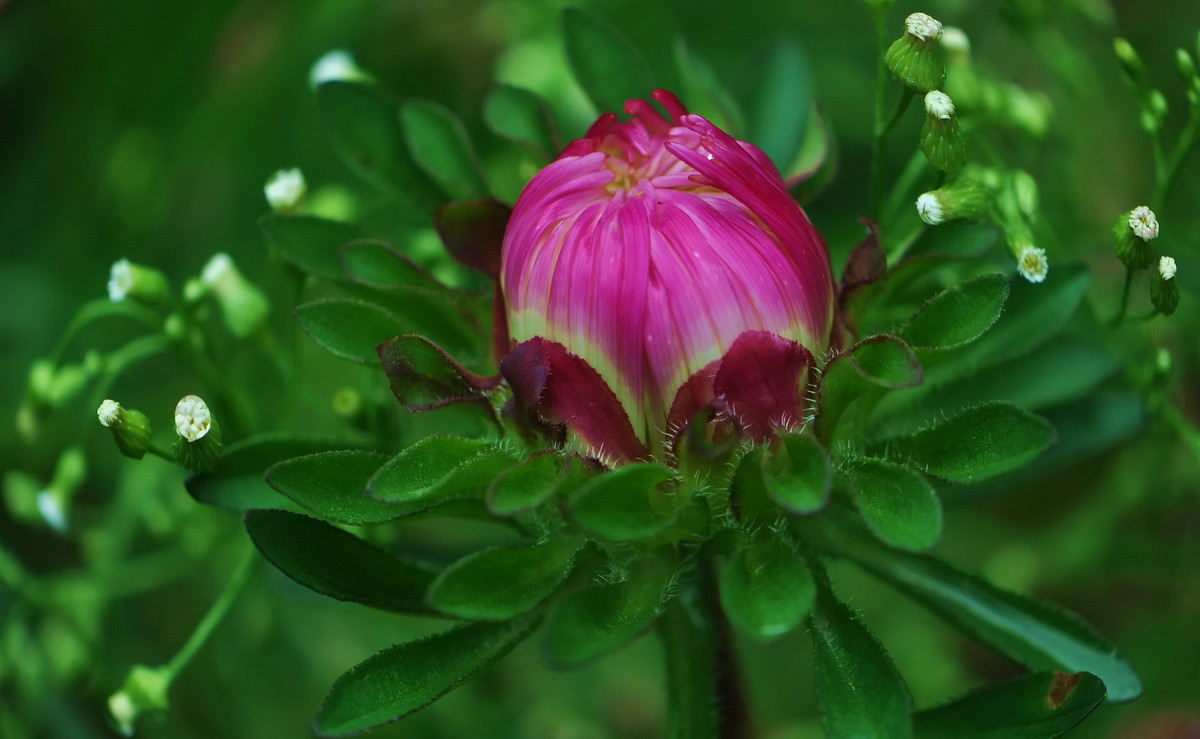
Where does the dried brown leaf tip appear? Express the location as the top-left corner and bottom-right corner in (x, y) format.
(1048, 671), (1082, 709)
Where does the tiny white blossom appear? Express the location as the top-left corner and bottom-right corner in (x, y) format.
(1159, 255), (1177, 280)
(175, 395), (212, 442)
(941, 27), (970, 55)
(264, 168), (306, 211)
(916, 192), (944, 225)
(97, 399), (122, 428)
(1017, 245), (1049, 283)
(108, 259), (134, 302)
(905, 13), (944, 42)
(37, 490), (67, 533)
(1128, 205), (1159, 240)
(924, 90), (956, 119)
(310, 50), (365, 87)
(201, 253), (234, 287)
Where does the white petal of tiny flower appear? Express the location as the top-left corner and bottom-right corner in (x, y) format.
(108, 259), (134, 302)
(916, 192), (944, 225)
(1128, 205), (1159, 240)
(202, 253), (234, 287)
(264, 168), (306, 211)
(924, 90), (956, 119)
(905, 12), (944, 42)
(175, 395), (212, 442)
(1017, 245), (1049, 283)
(98, 399), (122, 428)
(1159, 255), (1177, 280)
(310, 50), (362, 87)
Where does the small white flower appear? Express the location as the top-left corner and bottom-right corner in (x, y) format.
(916, 192), (944, 225)
(905, 12), (944, 42)
(201, 253), (234, 287)
(924, 90), (956, 119)
(310, 50), (365, 87)
(37, 490), (67, 533)
(108, 259), (134, 302)
(175, 395), (212, 442)
(264, 168), (306, 211)
(941, 27), (970, 55)
(1017, 245), (1049, 283)
(1159, 255), (1177, 280)
(97, 399), (122, 428)
(1128, 205), (1159, 240)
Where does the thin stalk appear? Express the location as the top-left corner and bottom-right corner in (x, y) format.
(1154, 109), (1200, 208)
(1111, 268), (1135, 327)
(162, 544), (256, 683)
(871, 90), (915, 222)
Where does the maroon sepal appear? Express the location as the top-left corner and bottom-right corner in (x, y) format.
(377, 334), (501, 412)
(837, 218), (887, 342)
(500, 337), (649, 464)
(434, 199), (511, 278)
(712, 331), (813, 443)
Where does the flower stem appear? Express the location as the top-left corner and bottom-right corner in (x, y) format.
(1154, 108), (1200, 209)
(871, 89), (915, 223)
(658, 559), (750, 738)
(1111, 267), (1135, 327)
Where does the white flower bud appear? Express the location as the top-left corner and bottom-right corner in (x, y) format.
(108, 259), (135, 302)
(1016, 245), (1049, 284)
(1128, 206), (1159, 240)
(107, 259), (169, 304)
(309, 50), (368, 88)
(941, 27), (970, 55)
(905, 13), (943, 42)
(916, 192), (944, 225)
(264, 168), (306, 212)
(1159, 255), (1177, 280)
(98, 399), (122, 428)
(924, 90), (956, 119)
(175, 395), (212, 442)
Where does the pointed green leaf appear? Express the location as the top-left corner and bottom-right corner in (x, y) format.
(561, 8), (654, 114)
(851, 335), (924, 389)
(747, 36), (811, 170)
(313, 618), (536, 737)
(294, 299), (407, 364)
(186, 434), (338, 512)
(339, 239), (446, 291)
(844, 457), (943, 552)
(901, 274), (1010, 351)
(265, 450), (408, 526)
(486, 452), (562, 516)
(245, 509), (435, 614)
(260, 214), (368, 282)
(914, 671), (1106, 738)
(720, 536), (815, 642)
(400, 100), (490, 200)
(810, 579), (914, 739)
(484, 84), (560, 161)
(542, 565), (665, 668)
(377, 334), (498, 413)
(762, 434), (832, 514)
(882, 401), (1055, 483)
(317, 80), (443, 207)
(367, 436), (517, 514)
(567, 463), (679, 541)
(427, 538), (580, 621)
(673, 37), (745, 135)
(818, 513), (1142, 703)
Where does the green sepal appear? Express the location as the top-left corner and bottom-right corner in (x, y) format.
(565, 463), (680, 541)
(719, 534), (815, 642)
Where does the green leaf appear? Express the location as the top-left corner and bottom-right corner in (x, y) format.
(567, 463), (679, 541)
(881, 401), (1055, 483)
(810, 578), (914, 739)
(367, 436), (517, 514)
(186, 434), (337, 512)
(762, 434), (832, 514)
(914, 671), (1106, 738)
(484, 84), (560, 161)
(486, 452), (562, 516)
(313, 618), (536, 737)
(818, 513), (1142, 703)
(673, 37), (745, 135)
(260, 214), (368, 283)
(265, 450), (409, 526)
(377, 334), (497, 413)
(901, 274), (1010, 351)
(747, 36), (811, 170)
(542, 567), (665, 668)
(317, 80), (443, 207)
(844, 457), (943, 552)
(339, 239), (446, 291)
(294, 299), (407, 364)
(906, 222), (1000, 259)
(400, 100), (490, 201)
(561, 8), (654, 114)
(427, 538), (580, 620)
(720, 536), (815, 642)
(245, 509), (435, 614)
(850, 335), (924, 389)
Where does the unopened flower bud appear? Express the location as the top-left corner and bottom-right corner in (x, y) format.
(309, 50), (369, 88)
(1151, 256), (1180, 315)
(1178, 48), (1198, 84)
(1113, 38), (1144, 85)
(264, 168), (306, 213)
(173, 395), (223, 472)
(916, 179), (988, 225)
(1009, 170), (1039, 219)
(920, 91), (967, 172)
(97, 399), (154, 460)
(201, 253), (269, 338)
(886, 13), (946, 92)
(940, 27), (970, 59)
(109, 664), (170, 737)
(28, 360), (91, 408)
(1114, 205), (1158, 270)
(108, 259), (169, 304)
(1015, 244), (1049, 284)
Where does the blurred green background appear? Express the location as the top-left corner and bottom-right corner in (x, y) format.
(2, 0), (1198, 736)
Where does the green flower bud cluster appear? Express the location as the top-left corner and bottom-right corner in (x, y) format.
(886, 13), (946, 92)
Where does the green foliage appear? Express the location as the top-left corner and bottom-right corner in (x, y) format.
(426, 538), (580, 620)
(914, 671), (1106, 738)
(565, 463), (681, 541)
(719, 535), (816, 642)
(560, 7), (655, 114)
(484, 84), (560, 162)
(843, 456), (943, 552)
(541, 566), (666, 668)
(294, 299), (408, 364)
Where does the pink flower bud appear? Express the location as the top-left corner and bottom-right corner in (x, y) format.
(501, 91), (834, 459)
